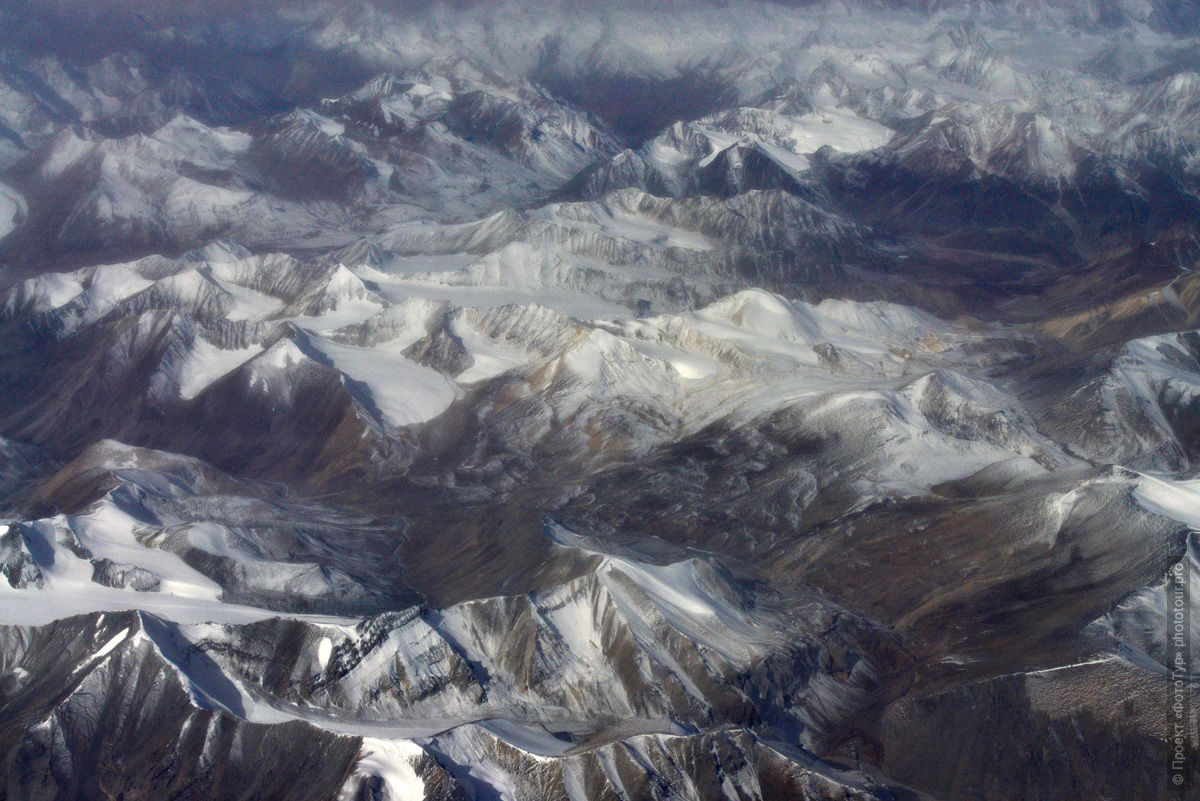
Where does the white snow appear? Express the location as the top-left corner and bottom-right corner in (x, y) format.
(355, 739), (428, 801)
(0, 581), (356, 628)
(247, 339), (310, 394)
(308, 336), (461, 428)
(606, 558), (718, 619)
(0, 182), (25, 239)
(317, 636), (334, 670)
(72, 498), (223, 600)
(476, 719), (573, 758)
(452, 321), (531, 384)
(1135, 475), (1200, 530)
(177, 340), (263, 400)
(93, 627), (132, 660)
(783, 101), (893, 155)
(183, 521), (242, 557)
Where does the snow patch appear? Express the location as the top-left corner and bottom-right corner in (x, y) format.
(355, 739), (428, 801)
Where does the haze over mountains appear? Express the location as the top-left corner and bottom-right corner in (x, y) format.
(0, 1), (1198, 799)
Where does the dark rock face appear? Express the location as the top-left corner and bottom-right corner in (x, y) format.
(0, 614), (365, 801)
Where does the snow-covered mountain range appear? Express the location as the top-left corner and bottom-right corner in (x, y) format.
(0, 1), (1198, 799)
